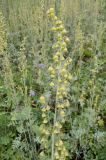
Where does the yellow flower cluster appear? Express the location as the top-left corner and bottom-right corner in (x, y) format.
(39, 96), (50, 148)
(39, 8), (72, 159)
(47, 8), (72, 160)
(55, 139), (68, 160)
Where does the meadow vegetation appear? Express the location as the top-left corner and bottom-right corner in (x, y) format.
(0, 0), (106, 160)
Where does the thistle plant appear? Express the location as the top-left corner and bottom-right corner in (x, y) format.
(39, 8), (72, 160)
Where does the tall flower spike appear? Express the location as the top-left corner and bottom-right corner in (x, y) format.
(47, 8), (72, 160)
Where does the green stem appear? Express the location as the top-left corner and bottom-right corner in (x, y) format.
(51, 117), (55, 160)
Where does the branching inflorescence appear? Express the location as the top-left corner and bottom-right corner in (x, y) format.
(39, 8), (72, 160)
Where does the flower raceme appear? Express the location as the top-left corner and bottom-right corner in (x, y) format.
(39, 8), (72, 160)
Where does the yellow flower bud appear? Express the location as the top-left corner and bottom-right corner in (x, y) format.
(53, 129), (60, 134)
(52, 44), (59, 49)
(59, 87), (66, 93)
(49, 8), (54, 13)
(42, 113), (46, 118)
(98, 119), (104, 126)
(68, 74), (72, 80)
(41, 108), (46, 112)
(62, 29), (67, 34)
(57, 91), (61, 96)
(50, 74), (55, 78)
(47, 10), (50, 14)
(55, 151), (59, 159)
(62, 148), (68, 157)
(47, 8), (54, 16)
(61, 69), (67, 74)
(41, 137), (45, 142)
(57, 147), (62, 151)
(89, 80), (93, 85)
(61, 56), (65, 61)
(43, 119), (48, 124)
(39, 151), (45, 157)
(67, 57), (72, 63)
(60, 87), (65, 91)
(45, 130), (50, 135)
(57, 25), (64, 31)
(65, 100), (70, 107)
(63, 91), (67, 96)
(49, 67), (55, 76)
(60, 110), (65, 117)
(46, 105), (50, 111)
(61, 42), (66, 48)
(63, 48), (68, 53)
(58, 36), (62, 41)
(55, 142), (59, 147)
(55, 20), (62, 25)
(51, 70), (55, 75)
(57, 94), (63, 99)
(50, 82), (55, 87)
(64, 62), (69, 67)
(58, 140), (63, 146)
(64, 74), (68, 78)
(64, 151), (68, 157)
(55, 122), (62, 128)
(40, 96), (46, 104)
(50, 13), (54, 17)
(54, 16), (58, 20)
(56, 51), (61, 56)
(64, 80), (68, 85)
(51, 27), (57, 31)
(57, 104), (64, 109)
(55, 140), (63, 147)
(41, 128), (46, 133)
(48, 66), (54, 72)
(65, 37), (70, 42)
(53, 55), (59, 62)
